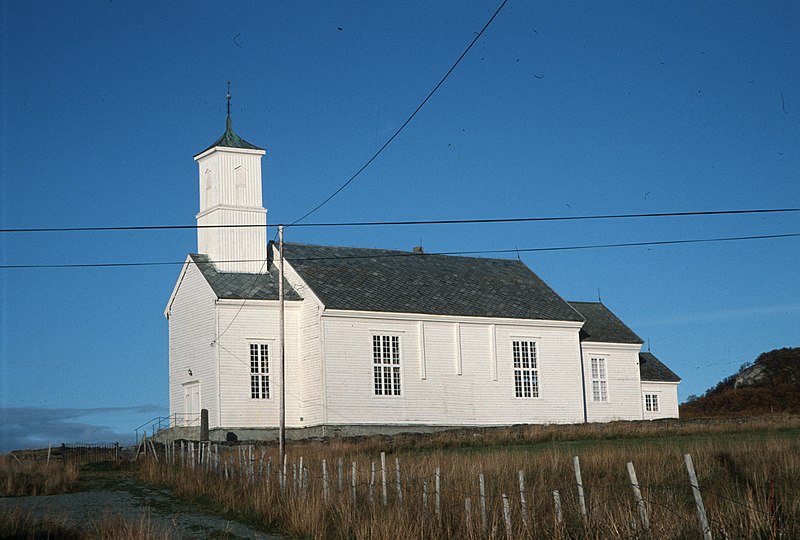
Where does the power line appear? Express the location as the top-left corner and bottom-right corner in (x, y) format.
(2, 207), (798, 234)
(2, 231), (798, 269)
(289, 0), (510, 225)
(291, 207), (800, 228)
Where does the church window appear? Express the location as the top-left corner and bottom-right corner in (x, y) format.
(644, 393), (660, 412)
(512, 340), (539, 398)
(591, 357), (608, 402)
(373, 335), (401, 396)
(250, 343), (270, 399)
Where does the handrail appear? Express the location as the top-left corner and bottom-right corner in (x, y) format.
(134, 413), (200, 441)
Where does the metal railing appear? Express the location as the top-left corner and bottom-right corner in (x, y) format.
(134, 413), (200, 441)
(60, 443), (120, 464)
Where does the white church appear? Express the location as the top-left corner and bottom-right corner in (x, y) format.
(165, 106), (680, 441)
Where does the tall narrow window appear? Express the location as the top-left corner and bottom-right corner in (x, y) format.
(373, 335), (401, 396)
(644, 393), (660, 412)
(512, 340), (539, 398)
(591, 357), (608, 402)
(250, 343), (270, 399)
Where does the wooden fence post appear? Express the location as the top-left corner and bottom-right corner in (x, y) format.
(150, 438), (159, 462)
(479, 472), (488, 534)
(574, 455), (588, 522)
(322, 459), (329, 502)
(381, 452), (388, 506)
(502, 494), (512, 538)
(395, 457), (403, 505)
(435, 466), (442, 522)
(519, 469), (528, 529)
(626, 461), (649, 531)
(465, 497), (473, 536)
(298, 456), (304, 491)
(282, 453), (288, 493)
(422, 480), (429, 515)
(351, 461), (357, 503)
(337, 457), (344, 494)
(684, 453), (713, 540)
(369, 461), (376, 503)
(249, 446), (255, 483)
(553, 490), (563, 524)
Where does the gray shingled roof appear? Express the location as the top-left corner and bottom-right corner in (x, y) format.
(280, 243), (584, 321)
(568, 301), (644, 344)
(639, 351), (681, 382)
(195, 115), (264, 157)
(189, 254), (300, 300)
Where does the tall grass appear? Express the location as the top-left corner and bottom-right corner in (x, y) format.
(0, 508), (174, 540)
(136, 417), (800, 539)
(0, 455), (80, 496)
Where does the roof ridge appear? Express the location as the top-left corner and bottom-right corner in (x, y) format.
(280, 242), (540, 264)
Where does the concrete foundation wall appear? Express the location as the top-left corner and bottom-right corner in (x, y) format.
(153, 423), (492, 444)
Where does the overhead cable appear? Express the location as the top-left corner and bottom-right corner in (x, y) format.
(1, 207), (798, 234)
(2, 231), (797, 269)
(289, 0), (510, 224)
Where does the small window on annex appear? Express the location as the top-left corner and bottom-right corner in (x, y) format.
(512, 340), (539, 398)
(250, 343), (270, 399)
(644, 393), (660, 412)
(591, 357), (608, 402)
(373, 335), (401, 396)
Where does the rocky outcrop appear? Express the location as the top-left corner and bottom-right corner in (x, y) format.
(734, 363), (768, 388)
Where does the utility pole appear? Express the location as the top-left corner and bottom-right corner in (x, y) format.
(278, 224), (286, 461)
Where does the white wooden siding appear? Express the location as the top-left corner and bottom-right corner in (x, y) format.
(214, 300), (304, 428)
(297, 298), (324, 425)
(581, 342), (644, 422)
(641, 381), (680, 419)
(279, 255), (326, 426)
(168, 262), (219, 426)
(321, 315), (585, 426)
(195, 147), (267, 273)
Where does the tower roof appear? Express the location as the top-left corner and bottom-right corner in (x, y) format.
(195, 115), (265, 157)
(195, 85), (265, 157)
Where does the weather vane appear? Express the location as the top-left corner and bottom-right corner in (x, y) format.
(226, 81), (231, 117)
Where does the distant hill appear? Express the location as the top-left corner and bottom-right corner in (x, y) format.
(680, 347), (800, 418)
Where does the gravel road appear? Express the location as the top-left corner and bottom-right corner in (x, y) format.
(0, 473), (287, 539)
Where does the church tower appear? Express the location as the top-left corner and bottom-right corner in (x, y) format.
(194, 87), (267, 273)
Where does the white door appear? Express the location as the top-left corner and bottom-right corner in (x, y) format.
(184, 383), (200, 426)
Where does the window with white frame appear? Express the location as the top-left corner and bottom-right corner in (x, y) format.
(373, 335), (401, 396)
(591, 357), (608, 402)
(512, 340), (539, 398)
(644, 393), (660, 412)
(250, 343), (270, 399)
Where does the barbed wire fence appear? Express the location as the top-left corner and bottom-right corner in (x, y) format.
(138, 438), (794, 539)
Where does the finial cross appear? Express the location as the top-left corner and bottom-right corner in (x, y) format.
(226, 81), (231, 117)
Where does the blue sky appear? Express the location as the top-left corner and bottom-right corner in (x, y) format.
(1, 1), (798, 452)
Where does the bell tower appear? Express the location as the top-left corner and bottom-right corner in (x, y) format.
(194, 85), (267, 273)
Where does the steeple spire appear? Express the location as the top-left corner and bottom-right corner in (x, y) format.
(226, 81), (232, 130)
(194, 83), (264, 157)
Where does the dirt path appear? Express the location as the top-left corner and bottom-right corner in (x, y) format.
(0, 469), (287, 539)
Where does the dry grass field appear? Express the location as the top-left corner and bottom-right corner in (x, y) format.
(133, 416), (800, 539)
